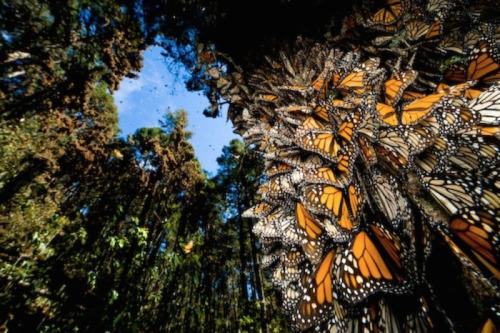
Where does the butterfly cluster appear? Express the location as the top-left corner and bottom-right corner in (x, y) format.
(209, 0), (500, 331)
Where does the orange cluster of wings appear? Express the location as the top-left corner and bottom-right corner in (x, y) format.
(237, 0), (500, 331)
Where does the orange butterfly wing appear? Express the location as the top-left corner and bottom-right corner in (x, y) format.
(335, 224), (410, 303)
(467, 40), (500, 81)
(377, 103), (399, 126)
(296, 202), (326, 264)
(296, 250), (345, 330)
(401, 93), (445, 125)
(446, 209), (500, 279)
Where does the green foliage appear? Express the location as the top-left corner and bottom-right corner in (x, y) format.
(0, 1), (291, 331)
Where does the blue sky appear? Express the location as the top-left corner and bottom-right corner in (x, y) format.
(114, 46), (238, 175)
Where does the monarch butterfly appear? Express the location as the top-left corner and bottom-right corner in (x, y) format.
(183, 240), (194, 254)
(282, 247), (308, 268)
(243, 201), (276, 219)
(273, 260), (303, 283)
(344, 298), (402, 333)
(437, 97), (478, 135)
(403, 294), (453, 333)
(440, 32), (465, 55)
(415, 150), (441, 174)
(199, 50), (216, 63)
(369, 0), (405, 29)
(468, 85), (500, 126)
(449, 209), (500, 279)
(261, 253), (280, 269)
(376, 130), (410, 167)
(477, 318), (498, 333)
(435, 82), (474, 98)
(338, 115), (360, 145)
(276, 104), (313, 115)
(425, 19), (442, 39)
(401, 90), (425, 102)
(252, 214), (281, 240)
(265, 149), (323, 169)
(257, 174), (295, 200)
(296, 116), (328, 133)
(400, 92), (446, 125)
(282, 282), (302, 314)
(242, 123), (268, 144)
(310, 104), (330, 123)
(311, 58), (334, 99)
(302, 167), (345, 187)
(295, 250), (345, 330)
(464, 88), (483, 100)
(376, 102), (398, 126)
(406, 21), (430, 41)
(334, 223), (411, 303)
(337, 71), (370, 95)
(296, 202), (327, 264)
(402, 125), (435, 154)
(365, 171), (410, 226)
(302, 182), (363, 231)
(424, 177), (476, 215)
(335, 144), (359, 184)
(444, 63), (467, 82)
(269, 208), (302, 245)
(324, 98), (360, 111)
(384, 69), (418, 106)
(297, 131), (341, 162)
(265, 162), (294, 178)
(257, 94), (280, 104)
(445, 208), (500, 279)
(426, 0), (450, 13)
(467, 40), (500, 81)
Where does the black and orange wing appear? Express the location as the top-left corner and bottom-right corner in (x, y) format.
(337, 71), (369, 95)
(296, 202), (327, 264)
(441, 208), (500, 279)
(295, 250), (346, 330)
(302, 182), (363, 232)
(370, 0), (406, 29)
(334, 223), (412, 303)
(384, 69), (418, 106)
(376, 102), (399, 126)
(401, 93), (445, 125)
(467, 40), (500, 81)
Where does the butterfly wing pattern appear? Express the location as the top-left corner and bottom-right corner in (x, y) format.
(209, 0), (500, 331)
